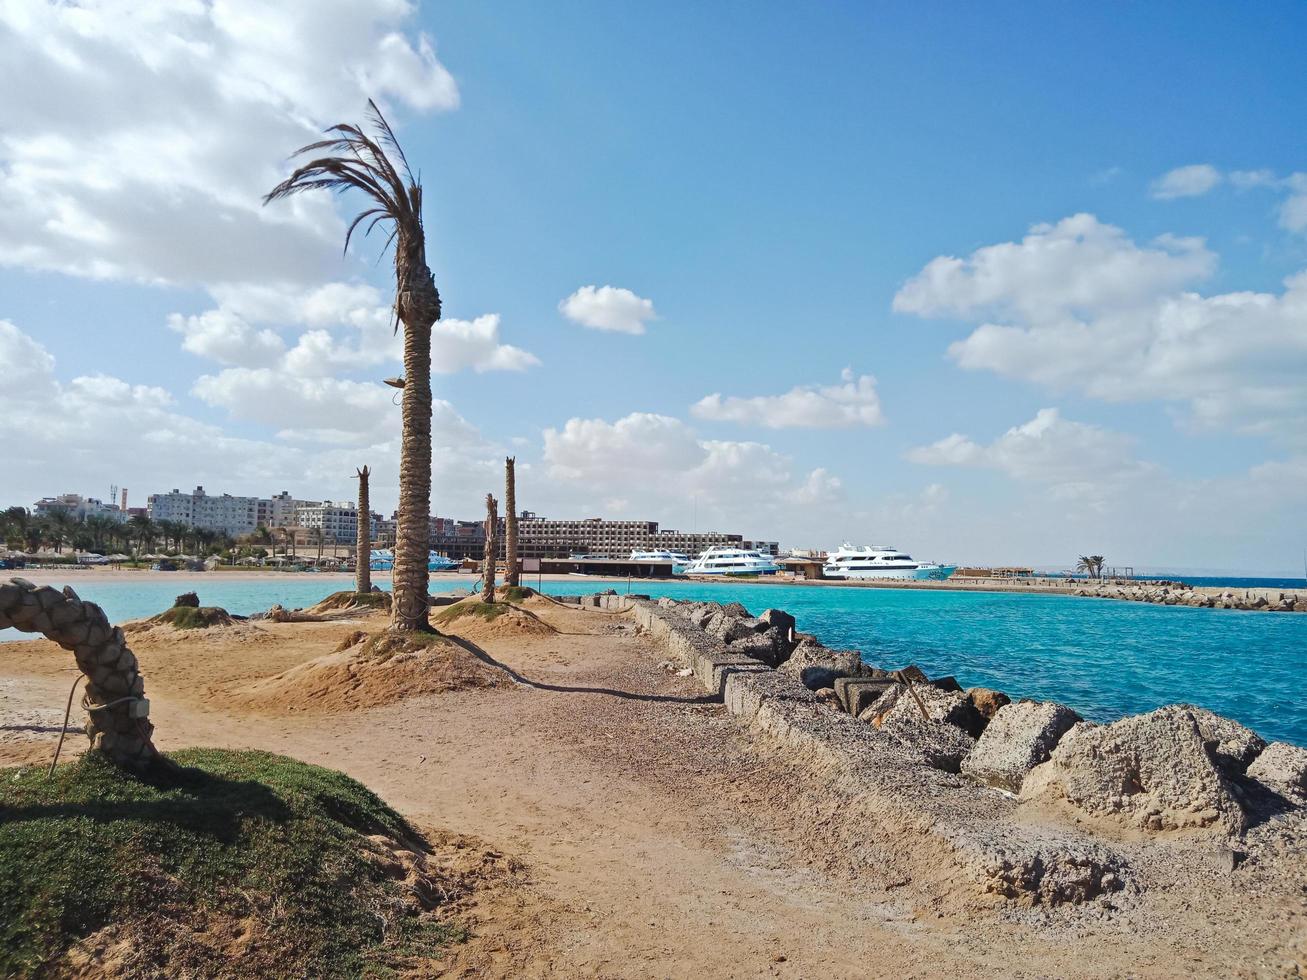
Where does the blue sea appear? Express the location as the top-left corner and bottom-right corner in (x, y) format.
(8, 573), (1306, 747)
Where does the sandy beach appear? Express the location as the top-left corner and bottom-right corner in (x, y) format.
(3, 591), (1304, 976)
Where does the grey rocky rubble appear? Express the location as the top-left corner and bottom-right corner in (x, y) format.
(0, 576), (162, 772)
(622, 593), (1305, 906)
(1073, 582), (1307, 613)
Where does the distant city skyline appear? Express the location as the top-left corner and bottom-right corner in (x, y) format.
(2, 3), (1304, 574)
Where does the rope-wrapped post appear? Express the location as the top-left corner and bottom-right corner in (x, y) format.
(0, 577), (162, 772)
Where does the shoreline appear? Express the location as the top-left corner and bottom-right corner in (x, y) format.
(10, 567), (1304, 611)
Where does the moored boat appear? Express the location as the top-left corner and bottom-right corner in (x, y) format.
(822, 544), (956, 581)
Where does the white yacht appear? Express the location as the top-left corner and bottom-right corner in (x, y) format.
(630, 549), (691, 573)
(822, 544), (956, 581)
(681, 547), (781, 576)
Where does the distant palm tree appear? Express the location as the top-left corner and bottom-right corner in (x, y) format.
(128, 514), (156, 555)
(1076, 555), (1107, 580)
(265, 101), (440, 633)
(3, 506), (30, 549)
(482, 493), (498, 603)
(504, 456), (519, 588)
(355, 465), (372, 594)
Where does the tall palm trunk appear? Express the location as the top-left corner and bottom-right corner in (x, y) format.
(391, 273), (439, 630)
(482, 493), (498, 603)
(504, 456), (519, 588)
(355, 466), (372, 594)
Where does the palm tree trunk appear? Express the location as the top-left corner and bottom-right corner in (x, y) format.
(1, 579), (162, 772)
(482, 493), (498, 603)
(504, 456), (519, 588)
(355, 466), (372, 594)
(390, 270), (440, 632)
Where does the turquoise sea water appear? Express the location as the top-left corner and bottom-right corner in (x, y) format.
(9, 573), (1306, 747)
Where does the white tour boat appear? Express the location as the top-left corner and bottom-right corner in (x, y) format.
(630, 549), (691, 573)
(822, 544), (956, 581)
(681, 547), (781, 576)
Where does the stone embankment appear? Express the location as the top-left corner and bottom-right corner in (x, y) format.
(568, 591), (1307, 909)
(1073, 581), (1306, 612)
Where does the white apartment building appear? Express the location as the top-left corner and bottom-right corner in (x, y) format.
(295, 500), (380, 545)
(32, 493), (127, 523)
(148, 486), (260, 536)
(257, 491), (319, 530)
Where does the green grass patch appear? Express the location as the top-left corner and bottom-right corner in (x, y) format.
(0, 750), (461, 978)
(432, 600), (511, 625)
(499, 586), (535, 602)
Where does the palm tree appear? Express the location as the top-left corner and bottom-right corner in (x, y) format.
(355, 465), (372, 594)
(1075, 555), (1107, 580)
(44, 511), (77, 554)
(482, 493), (498, 603)
(3, 506), (30, 549)
(128, 514), (156, 555)
(265, 101), (440, 633)
(504, 456), (519, 588)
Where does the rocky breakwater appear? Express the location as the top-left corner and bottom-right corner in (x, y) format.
(603, 593), (1307, 914)
(1074, 581), (1307, 612)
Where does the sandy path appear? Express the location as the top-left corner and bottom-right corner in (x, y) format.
(2, 600), (1298, 977)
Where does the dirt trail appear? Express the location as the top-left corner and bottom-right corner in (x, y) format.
(2, 602), (1300, 977)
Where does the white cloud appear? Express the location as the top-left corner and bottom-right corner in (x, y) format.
(167, 309), (287, 367)
(559, 285), (656, 335)
(907, 408), (1155, 506)
(1150, 164), (1222, 200)
(0, 319), (504, 517)
(691, 369), (884, 428)
(431, 315), (541, 374)
(1233, 170), (1307, 233)
(538, 412), (843, 538)
(892, 214), (1214, 322)
(171, 286), (538, 385)
(895, 214), (1307, 444)
(0, 0), (457, 288)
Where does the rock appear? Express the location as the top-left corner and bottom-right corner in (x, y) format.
(814, 687), (841, 709)
(862, 684), (987, 739)
(834, 676), (897, 716)
(720, 601), (751, 618)
(966, 687), (1011, 720)
(1246, 741), (1307, 798)
(1020, 707), (1248, 835)
(863, 686), (977, 772)
(758, 608), (796, 637)
(727, 631), (790, 668)
(1149, 704), (1266, 774)
(929, 675), (963, 693)
(703, 612), (756, 643)
(961, 700), (1080, 792)
(173, 591), (200, 608)
(778, 640), (868, 690)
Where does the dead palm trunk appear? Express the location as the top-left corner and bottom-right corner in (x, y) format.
(482, 493), (498, 603)
(1, 578), (162, 772)
(265, 101), (439, 632)
(504, 456), (519, 588)
(355, 466), (371, 594)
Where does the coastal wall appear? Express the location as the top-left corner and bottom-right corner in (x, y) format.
(572, 591), (1307, 909)
(680, 574), (1307, 612)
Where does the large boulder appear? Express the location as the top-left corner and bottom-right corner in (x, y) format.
(1246, 741), (1307, 799)
(720, 601), (751, 618)
(859, 685), (982, 772)
(961, 700), (1080, 792)
(1147, 704), (1265, 774)
(1020, 707), (1248, 835)
(173, 591), (200, 608)
(727, 630), (791, 668)
(859, 684), (986, 738)
(778, 639), (868, 690)
(703, 611), (762, 643)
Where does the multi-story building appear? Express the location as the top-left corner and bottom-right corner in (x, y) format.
(295, 500), (380, 545)
(446, 513), (765, 561)
(148, 486), (261, 536)
(32, 494), (127, 523)
(257, 491), (319, 531)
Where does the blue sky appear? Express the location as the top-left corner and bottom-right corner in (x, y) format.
(2, 1), (1305, 573)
